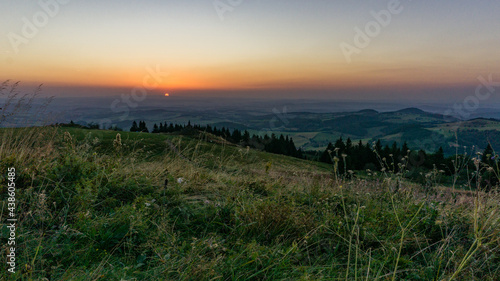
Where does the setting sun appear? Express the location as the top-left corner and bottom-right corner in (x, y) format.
(164, 93), (170, 97)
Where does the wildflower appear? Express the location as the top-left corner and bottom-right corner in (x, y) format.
(63, 131), (72, 142)
(177, 178), (185, 184)
(113, 133), (122, 150)
(265, 161), (272, 173)
(341, 153), (347, 158)
(389, 154), (393, 157)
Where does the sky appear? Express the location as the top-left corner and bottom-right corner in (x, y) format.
(1, 0), (500, 101)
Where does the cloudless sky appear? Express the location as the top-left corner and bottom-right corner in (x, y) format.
(1, 0), (499, 101)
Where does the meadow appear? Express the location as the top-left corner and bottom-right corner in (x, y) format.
(0, 126), (499, 280)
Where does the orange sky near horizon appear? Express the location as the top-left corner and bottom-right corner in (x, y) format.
(2, 54), (486, 91)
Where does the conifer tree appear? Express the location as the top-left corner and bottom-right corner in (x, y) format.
(152, 123), (159, 133)
(243, 130), (250, 142)
(482, 144), (494, 165)
(130, 121), (139, 132)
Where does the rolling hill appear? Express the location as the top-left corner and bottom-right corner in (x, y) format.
(70, 106), (499, 155)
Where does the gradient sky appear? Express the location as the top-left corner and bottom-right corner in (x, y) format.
(1, 0), (500, 100)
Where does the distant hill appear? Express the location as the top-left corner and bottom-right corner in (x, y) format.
(356, 109), (379, 115)
(75, 106), (500, 155)
(395, 107), (427, 114)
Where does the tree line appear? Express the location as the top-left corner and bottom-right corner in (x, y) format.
(132, 120), (304, 159)
(138, 120), (497, 188)
(319, 137), (498, 188)
(59, 119), (498, 189)
(130, 120), (497, 185)
(319, 138), (445, 173)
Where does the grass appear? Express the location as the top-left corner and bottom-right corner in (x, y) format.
(0, 126), (499, 280)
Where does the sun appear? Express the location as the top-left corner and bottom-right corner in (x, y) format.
(164, 93), (170, 97)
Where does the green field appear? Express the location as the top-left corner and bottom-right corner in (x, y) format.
(0, 127), (499, 280)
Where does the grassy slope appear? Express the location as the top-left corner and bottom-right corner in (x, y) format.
(0, 127), (499, 280)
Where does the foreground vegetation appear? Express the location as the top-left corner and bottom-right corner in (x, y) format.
(1, 126), (500, 280)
